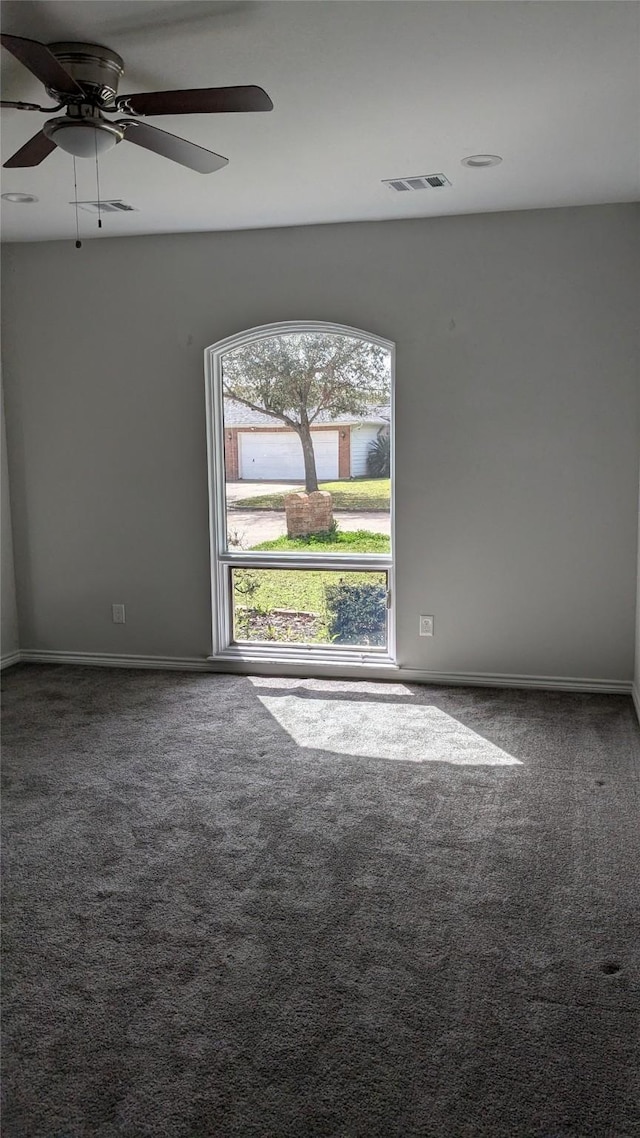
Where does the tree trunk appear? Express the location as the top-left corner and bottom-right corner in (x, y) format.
(295, 424), (319, 493)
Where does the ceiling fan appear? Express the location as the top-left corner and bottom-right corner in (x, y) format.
(0, 34), (273, 173)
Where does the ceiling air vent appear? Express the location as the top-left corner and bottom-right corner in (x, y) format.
(383, 174), (451, 192)
(70, 199), (138, 214)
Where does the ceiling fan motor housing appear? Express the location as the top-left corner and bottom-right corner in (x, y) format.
(45, 42), (125, 105)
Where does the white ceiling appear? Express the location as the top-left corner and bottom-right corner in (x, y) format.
(1, 0), (638, 242)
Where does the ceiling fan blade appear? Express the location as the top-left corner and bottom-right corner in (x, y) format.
(117, 85), (273, 117)
(1, 99), (51, 111)
(3, 129), (57, 168)
(0, 34), (83, 97)
(119, 120), (229, 174)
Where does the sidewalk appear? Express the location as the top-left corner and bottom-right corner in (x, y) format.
(226, 509), (390, 546)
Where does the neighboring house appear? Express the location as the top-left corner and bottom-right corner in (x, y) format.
(223, 399), (390, 481)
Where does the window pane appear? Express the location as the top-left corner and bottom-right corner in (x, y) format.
(231, 568), (388, 648)
(221, 332), (391, 556)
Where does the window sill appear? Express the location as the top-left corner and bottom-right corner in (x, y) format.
(208, 645), (398, 671)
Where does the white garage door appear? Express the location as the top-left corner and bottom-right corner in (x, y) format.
(238, 431), (339, 481)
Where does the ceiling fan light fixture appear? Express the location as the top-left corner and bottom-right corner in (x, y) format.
(43, 117), (124, 157)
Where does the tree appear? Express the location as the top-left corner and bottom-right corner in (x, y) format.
(222, 332), (390, 492)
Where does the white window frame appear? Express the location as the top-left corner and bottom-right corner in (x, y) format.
(204, 320), (396, 666)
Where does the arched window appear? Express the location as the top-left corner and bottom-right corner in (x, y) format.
(205, 321), (394, 663)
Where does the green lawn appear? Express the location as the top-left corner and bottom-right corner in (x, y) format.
(232, 478), (390, 512)
(252, 529), (390, 554)
(233, 565), (387, 642)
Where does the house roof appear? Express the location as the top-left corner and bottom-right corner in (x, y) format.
(223, 399), (390, 429)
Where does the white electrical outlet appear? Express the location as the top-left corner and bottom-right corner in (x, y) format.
(419, 614), (434, 637)
(112, 603), (126, 624)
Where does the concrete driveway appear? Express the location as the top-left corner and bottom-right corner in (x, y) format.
(226, 481), (303, 504)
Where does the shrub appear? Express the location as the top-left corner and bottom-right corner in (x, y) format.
(233, 570), (263, 638)
(325, 581), (387, 646)
(366, 432), (391, 478)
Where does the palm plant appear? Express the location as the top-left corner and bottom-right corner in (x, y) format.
(366, 431), (390, 478)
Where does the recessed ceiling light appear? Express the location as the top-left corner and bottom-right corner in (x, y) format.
(461, 155), (502, 169)
(1, 192), (39, 203)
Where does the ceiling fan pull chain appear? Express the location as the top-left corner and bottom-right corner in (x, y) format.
(94, 131), (102, 229)
(73, 156), (81, 249)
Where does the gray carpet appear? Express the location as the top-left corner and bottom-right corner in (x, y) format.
(1, 664), (639, 1138)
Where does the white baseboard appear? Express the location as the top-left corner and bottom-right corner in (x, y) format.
(1, 650), (22, 670)
(13, 649), (633, 696)
(19, 650), (212, 671)
(397, 668), (632, 695)
(632, 684), (640, 724)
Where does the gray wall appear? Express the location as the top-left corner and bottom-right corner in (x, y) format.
(2, 204), (638, 679)
(1, 369), (19, 659)
(636, 480), (640, 695)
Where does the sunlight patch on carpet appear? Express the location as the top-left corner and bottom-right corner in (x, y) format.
(257, 696), (522, 765)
